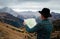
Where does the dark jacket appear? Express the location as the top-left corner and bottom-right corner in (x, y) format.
(25, 19), (53, 39)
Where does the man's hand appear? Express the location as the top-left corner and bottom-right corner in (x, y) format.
(23, 22), (26, 25)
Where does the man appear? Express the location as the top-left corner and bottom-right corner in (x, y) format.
(24, 8), (53, 39)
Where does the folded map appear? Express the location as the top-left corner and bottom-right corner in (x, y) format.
(24, 18), (37, 29)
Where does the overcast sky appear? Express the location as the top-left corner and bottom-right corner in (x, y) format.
(0, 0), (60, 12)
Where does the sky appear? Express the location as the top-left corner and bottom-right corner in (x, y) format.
(0, 0), (60, 13)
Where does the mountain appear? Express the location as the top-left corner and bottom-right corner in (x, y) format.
(0, 7), (18, 17)
(51, 12), (60, 20)
(0, 7), (60, 23)
(17, 11), (60, 23)
(0, 12), (24, 27)
(17, 11), (40, 19)
(0, 7), (60, 20)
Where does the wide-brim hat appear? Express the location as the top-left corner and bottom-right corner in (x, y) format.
(38, 8), (52, 17)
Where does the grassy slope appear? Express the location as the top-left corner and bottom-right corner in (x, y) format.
(0, 22), (36, 39)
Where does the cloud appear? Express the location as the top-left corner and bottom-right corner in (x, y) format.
(17, 0), (50, 2)
(0, 0), (60, 12)
(0, 0), (50, 6)
(0, 0), (17, 6)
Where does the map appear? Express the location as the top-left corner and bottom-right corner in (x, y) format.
(24, 18), (37, 29)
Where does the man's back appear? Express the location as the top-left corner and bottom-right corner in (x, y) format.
(37, 19), (53, 39)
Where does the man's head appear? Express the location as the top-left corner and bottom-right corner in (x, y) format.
(38, 8), (52, 18)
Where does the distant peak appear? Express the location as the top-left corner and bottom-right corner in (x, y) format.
(3, 7), (11, 9)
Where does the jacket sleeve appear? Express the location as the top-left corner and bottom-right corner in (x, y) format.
(25, 23), (42, 33)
